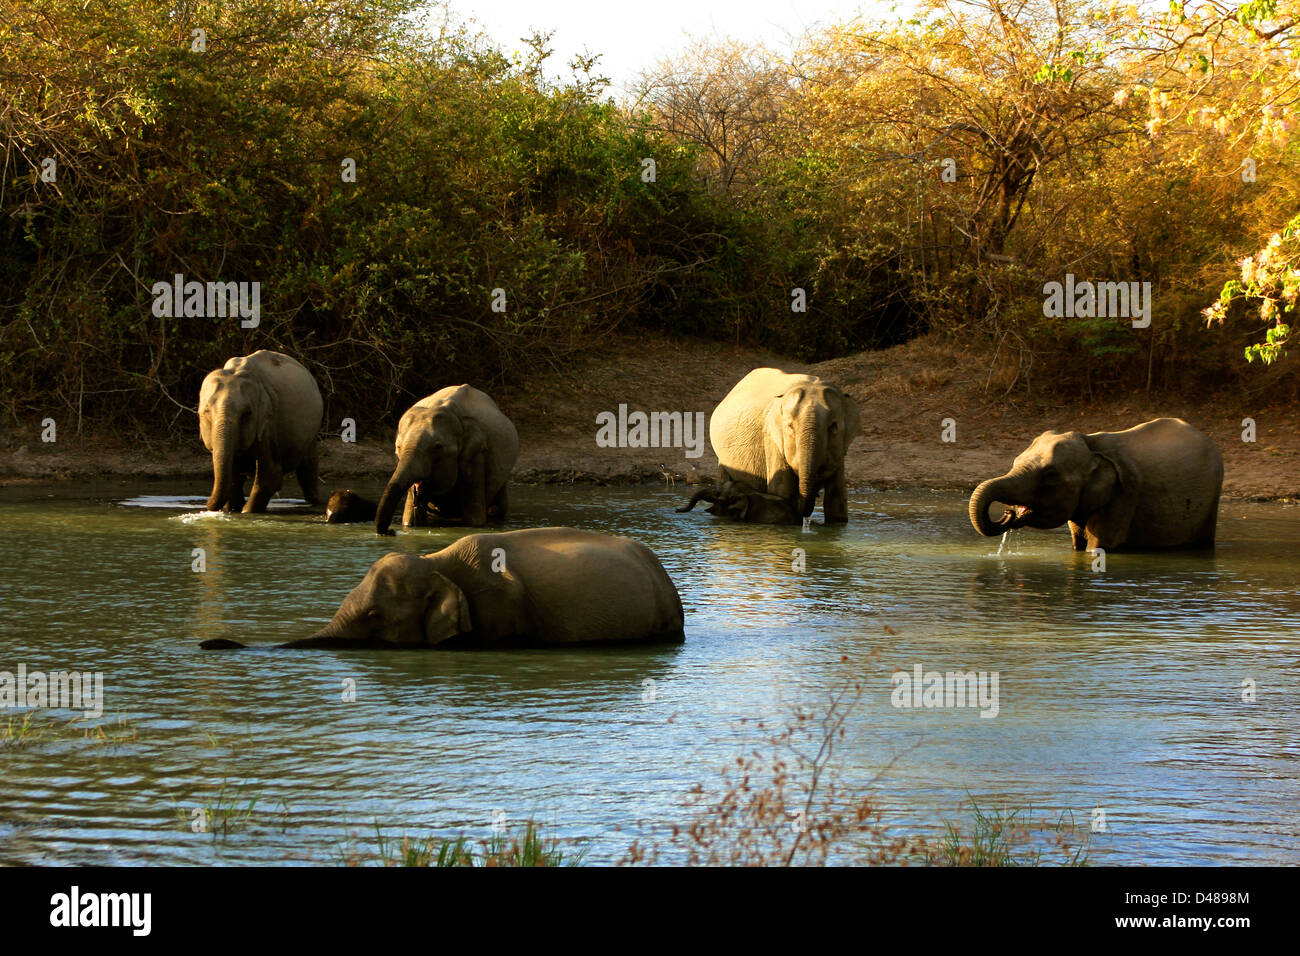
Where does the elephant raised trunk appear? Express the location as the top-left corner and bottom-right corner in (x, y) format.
(969, 472), (1032, 537)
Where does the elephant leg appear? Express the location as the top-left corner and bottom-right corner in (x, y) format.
(1194, 502), (1219, 547)
(245, 459), (283, 513)
(228, 473), (247, 512)
(1087, 494), (1137, 551)
(822, 469), (849, 523)
(488, 483), (508, 521)
(461, 465), (488, 527)
(296, 453), (320, 505)
(1069, 521), (1088, 551)
(402, 485), (427, 527)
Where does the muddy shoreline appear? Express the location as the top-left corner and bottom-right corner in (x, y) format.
(3, 332), (1297, 501)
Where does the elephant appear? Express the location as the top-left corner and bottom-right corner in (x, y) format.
(328, 489), (445, 524)
(676, 480), (800, 524)
(325, 489), (377, 524)
(198, 350), (323, 512)
(708, 368), (860, 522)
(199, 527), (685, 649)
(969, 417), (1223, 552)
(375, 385), (519, 535)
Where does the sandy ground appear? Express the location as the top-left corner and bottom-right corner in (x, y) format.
(2, 330), (1297, 499)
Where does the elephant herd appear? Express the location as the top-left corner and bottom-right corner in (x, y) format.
(194, 350), (1226, 651)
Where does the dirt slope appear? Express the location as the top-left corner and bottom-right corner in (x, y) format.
(2, 330), (1296, 499)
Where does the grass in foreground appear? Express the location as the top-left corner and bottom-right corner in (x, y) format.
(923, 798), (1092, 866)
(344, 820), (583, 867)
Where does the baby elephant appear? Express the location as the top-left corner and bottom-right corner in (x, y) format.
(327, 489), (475, 526)
(325, 490), (377, 524)
(676, 480), (800, 524)
(200, 527), (684, 649)
(970, 417), (1222, 552)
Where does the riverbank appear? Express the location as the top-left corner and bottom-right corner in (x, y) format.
(2, 331), (1297, 499)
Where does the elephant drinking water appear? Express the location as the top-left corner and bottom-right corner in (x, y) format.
(969, 417), (1223, 552)
(375, 385), (519, 535)
(705, 368), (860, 523)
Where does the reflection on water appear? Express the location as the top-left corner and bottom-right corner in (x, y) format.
(0, 480), (1297, 864)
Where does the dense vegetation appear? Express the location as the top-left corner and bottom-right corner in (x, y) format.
(2, 0), (1297, 436)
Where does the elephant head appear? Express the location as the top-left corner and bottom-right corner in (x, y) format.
(765, 382), (860, 517)
(375, 407), (487, 534)
(199, 371), (272, 512)
(969, 430), (1126, 537)
(284, 552), (472, 647)
(326, 489), (377, 524)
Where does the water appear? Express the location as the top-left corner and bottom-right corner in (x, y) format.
(1, 480), (1297, 865)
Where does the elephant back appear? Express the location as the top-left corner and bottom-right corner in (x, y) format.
(1091, 418), (1223, 545)
(237, 350), (323, 457)
(434, 528), (682, 645)
(413, 384), (519, 471)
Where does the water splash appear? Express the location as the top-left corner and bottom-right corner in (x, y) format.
(116, 494), (308, 513)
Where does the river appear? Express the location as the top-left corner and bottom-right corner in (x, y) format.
(0, 481), (1296, 864)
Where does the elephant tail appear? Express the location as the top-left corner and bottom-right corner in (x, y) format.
(200, 638), (249, 650)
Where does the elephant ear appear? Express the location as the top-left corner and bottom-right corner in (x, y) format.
(832, 385), (861, 446)
(458, 418), (488, 470)
(423, 571), (472, 646)
(1078, 437), (1136, 516)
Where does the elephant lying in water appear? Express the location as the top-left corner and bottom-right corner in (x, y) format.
(969, 417), (1223, 552)
(676, 480), (799, 524)
(200, 527), (685, 649)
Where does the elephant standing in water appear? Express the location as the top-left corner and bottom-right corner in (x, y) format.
(704, 368), (860, 523)
(198, 350), (323, 512)
(200, 528), (685, 649)
(375, 385), (519, 535)
(969, 418), (1223, 552)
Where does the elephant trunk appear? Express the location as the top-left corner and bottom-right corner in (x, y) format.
(375, 457), (419, 534)
(795, 417), (820, 518)
(207, 420), (238, 512)
(969, 473), (1030, 537)
(374, 478), (408, 535)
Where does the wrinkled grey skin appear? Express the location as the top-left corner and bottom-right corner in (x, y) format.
(198, 350), (323, 512)
(969, 417), (1223, 552)
(375, 385), (519, 535)
(200, 527), (685, 649)
(676, 480), (800, 524)
(708, 368), (860, 522)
